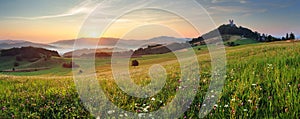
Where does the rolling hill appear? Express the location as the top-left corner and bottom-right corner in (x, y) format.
(0, 40), (56, 50)
(189, 24), (280, 45)
(50, 36), (190, 50)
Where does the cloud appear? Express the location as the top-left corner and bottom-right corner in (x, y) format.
(210, 0), (248, 4)
(6, 0), (99, 20)
(208, 6), (266, 15)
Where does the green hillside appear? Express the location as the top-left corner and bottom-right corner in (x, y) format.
(0, 41), (299, 118)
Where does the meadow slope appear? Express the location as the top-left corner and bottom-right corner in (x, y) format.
(0, 41), (299, 118)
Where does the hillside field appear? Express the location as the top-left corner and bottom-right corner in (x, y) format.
(0, 41), (299, 118)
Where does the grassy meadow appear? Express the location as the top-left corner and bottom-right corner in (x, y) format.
(0, 41), (299, 118)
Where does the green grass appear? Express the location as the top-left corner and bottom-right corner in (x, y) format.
(0, 56), (29, 71)
(0, 41), (299, 118)
(232, 38), (259, 45)
(223, 35), (260, 46)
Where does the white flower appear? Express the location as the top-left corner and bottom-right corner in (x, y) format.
(243, 109), (248, 112)
(107, 110), (115, 114)
(143, 108), (149, 112)
(151, 98), (155, 101)
(211, 95), (215, 98)
(224, 105), (229, 108)
(214, 104), (218, 107)
(247, 100), (253, 103)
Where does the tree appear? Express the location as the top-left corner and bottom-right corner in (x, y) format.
(261, 34), (266, 42)
(290, 32), (295, 40)
(132, 60), (139, 67)
(267, 35), (273, 42)
(286, 33), (290, 40)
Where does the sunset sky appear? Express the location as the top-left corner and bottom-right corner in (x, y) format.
(0, 0), (299, 43)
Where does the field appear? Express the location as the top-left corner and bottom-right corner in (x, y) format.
(0, 41), (299, 118)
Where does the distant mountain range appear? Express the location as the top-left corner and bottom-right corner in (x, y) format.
(1, 22), (288, 55)
(0, 40), (56, 50)
(50, 36), (190, 49)
(0, 36), (190, 55)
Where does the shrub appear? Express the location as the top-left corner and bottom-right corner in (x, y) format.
(62, 62), (80, 68)
(14, 62), (20, 67)
(132, 60), (139, 67)
(227, 42), (240, 47)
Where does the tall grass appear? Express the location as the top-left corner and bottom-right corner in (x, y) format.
(0, 41), (299, 118)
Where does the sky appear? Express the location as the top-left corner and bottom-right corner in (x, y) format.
(0, 0), (299, 43)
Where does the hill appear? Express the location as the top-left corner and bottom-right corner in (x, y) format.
(0, 40), (56, 50)
(50, 36), (189, 50)
(189, 24), (280, 45)
(0, 41), (299, 118)
(0, 47), (60, 61)
(62, 47), (128, 58)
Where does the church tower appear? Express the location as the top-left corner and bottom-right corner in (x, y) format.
(229, 19), (235, 27)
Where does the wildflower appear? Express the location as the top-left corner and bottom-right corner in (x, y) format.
(252, 84), (257, 86)
(2, 106), (6, 111)
(214, 104), (218, 107)
(231, 98), (236, 102)
(151, 98), (155, 101)
(231, 109), (236, 115)
(143, 108), (148, 112)
(247, 100), (253, 103)
(107, 110), (115, 114)
(224, 105), (229, 108)
(243, 109), (248, 112)
(239, 102), (244, 106)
